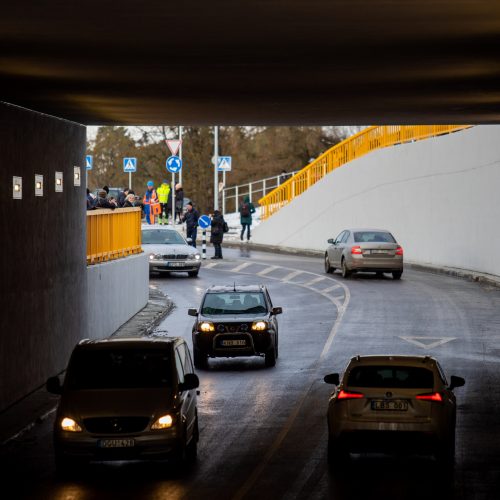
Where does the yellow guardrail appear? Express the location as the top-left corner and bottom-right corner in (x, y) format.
(258, 125), (472, 220)
(87, 207), (143, 265)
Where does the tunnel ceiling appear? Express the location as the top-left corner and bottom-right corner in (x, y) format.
(2, 1), (500, 125)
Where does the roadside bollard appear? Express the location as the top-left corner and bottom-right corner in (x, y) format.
(202, 230), (207, 260)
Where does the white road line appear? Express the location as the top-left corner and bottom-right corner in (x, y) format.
(203, 262), (219, 269)
(231, 262), (253, 272)
(323, 284), (342, 293)
(257, 266), (278, 276)
(281, 270), (303, 282)
(303, 276), (326, 287)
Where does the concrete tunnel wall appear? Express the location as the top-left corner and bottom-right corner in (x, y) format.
(253, 125), (500, 278)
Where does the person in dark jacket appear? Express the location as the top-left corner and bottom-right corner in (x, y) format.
(94, 189), (117, 209)
(117, 187), (130, 207)
(210, 210), (226, 259)
(122, 193), (137, 208)
(182, 201), (199, 247)
(86, 188), (96, 210)
(175, 183), (184, 223)
(238, 195), (256, 241)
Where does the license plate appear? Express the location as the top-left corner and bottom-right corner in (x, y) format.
(371, 400), (408, 411)
(168, 262), (185, 267)
(221, 339), (246, 346)
(371, 249), (390, 254)
(99, 439), (135, 448)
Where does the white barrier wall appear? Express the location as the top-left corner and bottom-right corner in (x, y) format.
(253, 126), (500, 278)
(86, 253), (149, 339)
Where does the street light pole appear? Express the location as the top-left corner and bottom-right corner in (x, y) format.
(214, 126), (219, 211)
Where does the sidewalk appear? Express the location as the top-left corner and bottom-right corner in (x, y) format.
(0, 285), (172, 446)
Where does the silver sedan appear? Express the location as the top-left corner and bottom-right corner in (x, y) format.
(142, 225), (201, 277)
(324, 228), (403, 279)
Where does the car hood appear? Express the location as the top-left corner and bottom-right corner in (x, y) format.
(59, 388), (177, 419)
(143, 243), (198, 255)
(199, 314), (269, 322)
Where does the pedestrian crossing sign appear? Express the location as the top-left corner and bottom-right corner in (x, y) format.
(217, 156), (232, 171)
(123, 157), (137, 172)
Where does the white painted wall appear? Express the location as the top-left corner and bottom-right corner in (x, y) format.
(86, 253), (149, 339)
(253, 126), (500, 277)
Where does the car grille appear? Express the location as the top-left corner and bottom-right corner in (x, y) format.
(84, 417), (150, 434)
(162, 254), (188, 260)
(215, 323), (252, 333)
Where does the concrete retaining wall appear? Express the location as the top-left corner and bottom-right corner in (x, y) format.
(253, 126), (500, 278)
(86, 253), (149, 340)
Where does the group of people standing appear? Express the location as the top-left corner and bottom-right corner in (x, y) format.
(86, 186), (138, 210)
(143, 180), (184, 225)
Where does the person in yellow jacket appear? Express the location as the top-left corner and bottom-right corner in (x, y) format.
(156, 180), (171, 225)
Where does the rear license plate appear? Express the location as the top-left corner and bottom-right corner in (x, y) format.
(168, 262), (185, 267)
(371, 249), (390, 254)
(221, 339), (246, 346)
(99, 439), (135, 448)
(371, 400), (408, 411)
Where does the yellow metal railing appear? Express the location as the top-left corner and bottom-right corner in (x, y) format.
(259, 125), (472, 220)
(87, 208), (143, 265)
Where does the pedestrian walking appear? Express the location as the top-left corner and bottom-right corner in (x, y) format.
(238, 195), (256, 241)
(182, 201), (199, 247)
(142, 181), (158, 224)
(210, 210), (228, 259)
(175, 183), (184, 223)
(156, 180), (171, 225)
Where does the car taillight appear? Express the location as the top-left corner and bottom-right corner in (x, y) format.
(351, 246), (363, 255)
(396, 246), (403, 256)
(337, 390), (364, 400)
(415, 392), (442, 402)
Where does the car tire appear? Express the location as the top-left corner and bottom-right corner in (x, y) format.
(341, 259), (352, 279)
(193, 348), (208, 369)
(188, 270), (199, 277)
(392, 270), (403, 280)
(327, 436), (349, 466)
(185, 423), (198, 465)
(436, 432), (455, 468)
(324, 254), (334, 274)
(55, 453), (85, 477)
(264, 345), (277, 368)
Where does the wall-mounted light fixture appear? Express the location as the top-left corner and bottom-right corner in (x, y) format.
(13, 176), (22, 199)
(55, 172), (63, 192)
(74, 166), (81, 186)
(35, 174), (44, 197)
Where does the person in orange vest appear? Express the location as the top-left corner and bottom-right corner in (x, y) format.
(142, 181), (158, 224)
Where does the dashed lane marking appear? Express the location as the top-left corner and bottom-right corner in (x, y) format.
(231, 262), (253, 272)
(322, 284), (341, 293)
(400, 337), (457, 349)
(203, 262), (219, 269)
(281, 270), (303, 282)
(303, 276), (326, 287)
(257, 265), (279, 276)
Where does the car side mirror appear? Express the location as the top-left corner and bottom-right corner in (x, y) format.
(272, 307), (283, 315)
(327, 238), (334, 244)
(188, 308), (198, 317)
(179, 373), (200, 392)
(46, 376), (62, 395)
(324, 373), (340, 385)
(448, 375), (465, 391)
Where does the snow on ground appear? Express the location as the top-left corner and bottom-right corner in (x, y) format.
(222, 206), (262, 241)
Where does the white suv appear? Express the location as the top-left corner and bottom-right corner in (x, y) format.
(324, 355), (465, 464)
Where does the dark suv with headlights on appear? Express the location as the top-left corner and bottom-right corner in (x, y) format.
(188, 284), (282, 369)
(46, 337), (200, 473)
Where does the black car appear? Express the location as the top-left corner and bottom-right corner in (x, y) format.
(188, 284), (282, 369)
(46, 337), (200, 473)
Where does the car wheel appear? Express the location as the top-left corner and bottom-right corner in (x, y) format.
(392, 270), (403, 280)
(324, 254), (334, 274)
(193, 348), (208, 369)
(264, 345), (276, 368)
(327, 436), (349, 466)
(436, 432), (455, 468)
(186, 426), (198, 465)
(55, 453), (85, 477)
(188, 270), (199, 277)
(341, 259), (352, 279)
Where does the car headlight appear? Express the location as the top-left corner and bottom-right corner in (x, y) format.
(194, 254), (201, 260)
(149, 254), (154, 260)
(199, 321), (215, 332)
(151, 414), (174, 430)
(188, 253), (201, 260)
(60, 417), (83, 432)
(251, 321), (268, 331)
(149, 253), (162, 261)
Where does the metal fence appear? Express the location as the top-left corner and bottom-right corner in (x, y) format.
(258, 125), (472, 221)
(87, 207), (143, 265)
(222, 171), (299, 214)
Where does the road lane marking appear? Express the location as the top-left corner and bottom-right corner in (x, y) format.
(231, 262), (253, 272)
(303, 276), (326, 287)
(257, 265), (279, 276)
(323, 284), (341, 293)
(203, 262), (219, 269)
(399, 336), (456, 349)
(281, 270), (303, 282)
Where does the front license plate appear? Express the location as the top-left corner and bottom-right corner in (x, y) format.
(98, 439), (135, 448)
(168, 262), (185, 267)
(221, 339), (246, 346)
(371, 400), (408, 411)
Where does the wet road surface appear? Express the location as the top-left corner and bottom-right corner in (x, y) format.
(1, 247), (499, 499)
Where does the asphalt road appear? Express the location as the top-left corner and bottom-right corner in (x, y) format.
(2, 247), (499, 500)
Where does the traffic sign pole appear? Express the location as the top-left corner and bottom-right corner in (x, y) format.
(129, 171), (132, 190)
(179, 126), (183, 186)
(214, 126), (219, 211)
(202, 230), (206, 260)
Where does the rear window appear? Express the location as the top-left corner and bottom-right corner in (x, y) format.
(66, 348), (172, 390)
(347, 366), (434, 389)
(353, 231), (396, 243)
(201, 292), (267, 315)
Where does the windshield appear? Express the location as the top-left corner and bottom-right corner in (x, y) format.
(347, 366), (434, 389)
(353, 231), (396, 243)
(201, 292), (268, 315)
(142, 229), (186, 245)
(66, 349), (172, 390)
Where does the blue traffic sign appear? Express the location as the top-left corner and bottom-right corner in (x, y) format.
(166, 155), (182, 173)
(86, 155), (93, 170)
(123, 157), (137, 173)
(198, 215), (211, 229)
(217, 156), (232, 172)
